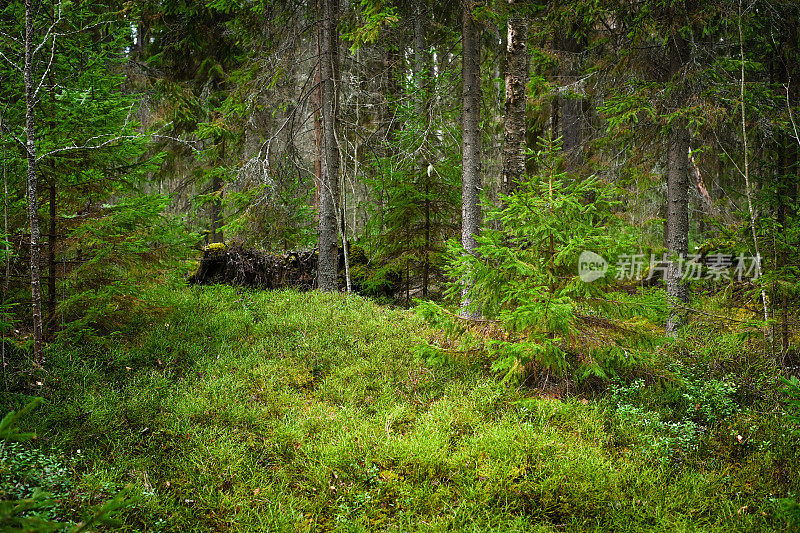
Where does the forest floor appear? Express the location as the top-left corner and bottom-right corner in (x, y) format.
(2, 284), (799, 531)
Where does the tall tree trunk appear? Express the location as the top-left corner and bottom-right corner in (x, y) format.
(460, 0), (482, 316)
(47, 179), (56, 336)
(559, 33), (583, 168)
(423, 180), (430, 297)
(783, 124), (798, 355)
(317, 0), (340, 291)
(415, 3), (431, 297)
(550, 31), (560, 142)
(780, 10), (799, 357)
(414, 4), (428, 119)
(501, 2), (528, 196)
(2, 109), (9, 374)
(777, 140), (791, 356)
(24, 0), (44, 364)
(210, 138), (225, 244)
(313, 36), (322, 218)
(665, 32), (690, 336)
(777, 26), (797, 357)
(737, 2), (769, 333)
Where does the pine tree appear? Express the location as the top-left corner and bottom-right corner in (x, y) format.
(0, 0), (192, 347)
(460, 0), (482, 316)
(317, 0), (341, 291)
(500, 0), (529, 196)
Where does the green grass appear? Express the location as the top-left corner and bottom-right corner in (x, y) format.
(2, 284), (799, 531)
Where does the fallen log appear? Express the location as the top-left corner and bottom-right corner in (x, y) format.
(188, 244), (401, 298)
(188, 244), (317, 291)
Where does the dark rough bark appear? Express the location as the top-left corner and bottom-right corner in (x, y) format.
(559, 34), (583, 168)
(47, 180), (56, 335)
(209, 136), (225, 244)
(24, 0), (44, 364)
(414, 5), (428, 115)
(501, 2), (528, 196)
(551, 93), (559, 142)
(210, 176), (223, 244)
(778, 139), (793, 353)
(665, 32), (690, 336)
(317, 0), (340, 291)
(414, 3), (431, 297)
(384, 31), (401, 150)
(461, 0), (482, 316)
(313, 46), (322, 217)
(423, 180), (430, 298)
(778, 21), (799, 357)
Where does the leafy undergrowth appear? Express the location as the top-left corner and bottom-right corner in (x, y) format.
(2, 284), (799, 531)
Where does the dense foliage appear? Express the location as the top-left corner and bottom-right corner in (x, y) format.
(1, 0), (800, 530)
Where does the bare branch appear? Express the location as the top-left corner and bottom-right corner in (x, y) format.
(33, 30), (58, 100)
(36, 134), (141, 160)
(31, 0), (64, 59)
(0, 50), (23, 72)
(786, 82), (800, 148)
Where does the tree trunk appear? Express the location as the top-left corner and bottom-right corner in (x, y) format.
(1, 114), (6, 376)
(415, 3), (431, 297)
(665, 32), (690, 336)
(460, 0), (482, 316)
(47, 179), (56, 336)
(779, 13), (799, 357)
(414, 4), (428, 116)
(501, 2), (528, 196)
(210, 138), (225, 244)
(736, 3), (769, 333)
(559, 33), (583, 168)
(313, 35), (322, 217)
(550, 32), (560, 144)
(317, 0), (340, 291)
(2, 111), (9, 304)
(665, 121), (690, 334)
(423, 180), (430, 298)
(24, 0), (44, 364)
(781, 126), (798, 355)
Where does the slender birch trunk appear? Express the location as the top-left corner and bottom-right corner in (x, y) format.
(738, 1), (770, 331)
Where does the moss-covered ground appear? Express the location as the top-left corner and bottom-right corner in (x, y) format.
(2, 284), (798, 531)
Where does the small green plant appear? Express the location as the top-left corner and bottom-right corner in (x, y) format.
(608, 370), (745, 468)
(782, 375), (800, 433)
(681, 374), (739, 426)
(0, 399), (131, 532)
(57, 195), (195, 345)
(0, 399), (63, 532)
(0, 441), (72, 507)
(609, 380), (698, 463)
(776, 375), (800, 527)
(420, 134), (644, 378)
